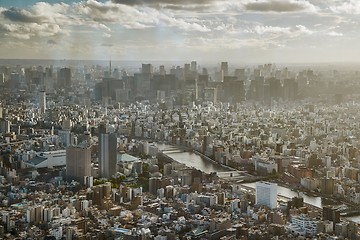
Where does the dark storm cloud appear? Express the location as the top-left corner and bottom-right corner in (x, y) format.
(244, 0), (316, 13)
(2, 7), (44, 23)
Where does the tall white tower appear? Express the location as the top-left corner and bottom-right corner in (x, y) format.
(256, 181), (278, 209)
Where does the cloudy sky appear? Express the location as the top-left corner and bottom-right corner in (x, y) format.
(0, 0), (359, 63)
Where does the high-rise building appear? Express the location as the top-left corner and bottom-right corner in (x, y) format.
(234, 68), (246, 81)
(44, 66), (54, 91)
(159, 65), (166, 75)
(248, 76), (264, 102)
(203, 87), (217, 103)
(149, 177), (161, 196)
(141, 64), (153, 74)
(256, 181), (277, 209)
(223, 77), (245, 103)
(184, 63), (191, 76)
(283, 78), (298, 101)
(320, 177), (335, 195)
(66, 145), (92, 182)
(99, 132), (117, 179)
(58, 68), (71, 89)
(267, 77), (283, 100)
(323, 205), (340, 231)
(0, 119), (11, 134)
(191, 61), (197, 72)
(221, 62), (229, 76)
(58, 130), (73, 147)
(39, 91), (46, 114)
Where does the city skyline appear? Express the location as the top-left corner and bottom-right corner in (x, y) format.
(1, 0), (360, 63)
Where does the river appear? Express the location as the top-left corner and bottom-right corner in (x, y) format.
(158, 143), (360, 223)
(157, 143), (229, 173)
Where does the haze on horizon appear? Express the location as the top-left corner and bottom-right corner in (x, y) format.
(0, 0), (359, 63)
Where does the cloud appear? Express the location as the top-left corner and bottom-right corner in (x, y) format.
(0, 0), (356, 61)
(1, 2), (71, 25)
(295, 25), (313, 35)
(247, 25), (313, 37)
(0, 22), (64, 39)
(2, 7), (44, 23)
(112, 0), (214, 6)
(104, 33), (112, 38)
(0, 2), (73, 41)
(252, 25), (291, 35)
(111, 0), (218, 12)
(77, 0), (211, 31)
(0, 2), (113, 41)
(327, 31), (343, 37)
(244, 0), (318, 13)
(330, 1), (360, 14)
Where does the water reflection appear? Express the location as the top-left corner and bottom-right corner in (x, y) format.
(157, 143), (229, 174)
(156, 143), (360, 222)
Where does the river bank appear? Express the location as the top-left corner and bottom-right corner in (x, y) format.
(157, 143), (360, 223)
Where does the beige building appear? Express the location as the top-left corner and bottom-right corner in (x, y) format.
(66, 146), (91, 182)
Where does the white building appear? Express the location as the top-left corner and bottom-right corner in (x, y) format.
(255, 181), (277, 209)
(286, 214), (319, 237)
(253, 156), (278, 174)
(58, 130), (71, 147)
(49, 226), (63, 240)
(196, 194), (218, 207)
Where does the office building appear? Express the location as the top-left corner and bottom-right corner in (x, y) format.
(159, 65), (166, 75)
(283, 78), (298, 101)
(323, 205), (340, 231)
(221, 62), (229, 76)
(256, 181), (278, 209)
(149, 177), (161, 196)
(99, 132), (117, 179)
(203, 87), (217, 103)
(287, 214), (319, 237)
(66, 145), (92, 182)
(142, 64), (153, 74)
(321, 177), (335, 195)
(0, 119), (11, 134)
(191, 61), (197, 72)
(57, 67), (71, 89)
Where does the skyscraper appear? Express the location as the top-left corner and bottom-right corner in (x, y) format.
(141, 64), (153, 74)
(39, 91), (46, 114)
(191, 61), (197, 72)
(99, 131), (117, 179)
(44, 66), (54, 91)
(256, 181), (277, 209)
(66, 145), (91, 182)
(221, 62), (229, 76)
(57, 67), (71, 89)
